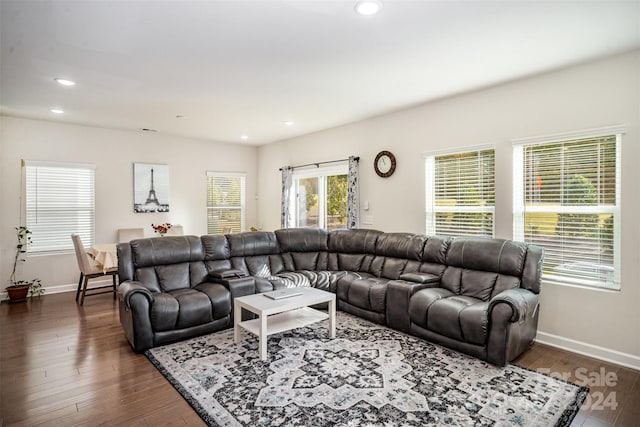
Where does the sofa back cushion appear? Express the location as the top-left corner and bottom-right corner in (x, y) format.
(369, 233), (425, 278)
(328, 229), (382, 272)
(227, 231), (285, 277)
(446, 237), (527, 276)
(201, 234), (233, 273)
(227, 231), (279, 257)
(421, 236), (451, 264)
(131, 235), (204, 267)
(441, 237), (529, 300)
(129, 236), (205, 292)
(275, 228), (329, 271)
(276, 228), (328, 252)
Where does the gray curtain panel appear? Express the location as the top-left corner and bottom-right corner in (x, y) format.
(347, 156), (360, 228)
(281, 166), (293, 229)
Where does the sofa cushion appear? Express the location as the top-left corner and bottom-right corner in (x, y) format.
(193, 283), (232, 320)
(135, 266), (161, 292)
(376, 233), (426, 260)
(271, 271), (312, 288)
(201, 235), (230, 260)
(410, 288), (488, 345)
(337, 276), (388, 314)
(131, 235), (204, 267)
(151, 289), (213, 331)
(428, 296), (488, 345)
(291, 252), (328, 271)
(422, 236), (451, 264)
(328, 228), (382, 254)
(409, 287), (454, 327)
(330, 253), (371, 272)
(156, 263), (191, 292)
(227, 231), (279, 257)
(233, 255), (274, 277)
(446, 237), (527, 277)
(149, 284), (231, 333)
(275, 228), (328, 252)
(440, 266), (522, 302)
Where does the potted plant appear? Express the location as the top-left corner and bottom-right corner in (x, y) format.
(6, 226), (43, 303)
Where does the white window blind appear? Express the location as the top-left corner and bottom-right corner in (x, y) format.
(24, 161), (95, 253)
(206, 172), (246, 234)
(425, 148), (495, 237)
(513, 129), (621, 290)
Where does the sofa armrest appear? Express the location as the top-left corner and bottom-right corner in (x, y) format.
(489, 288), (539, 323)
(398, 272), (440, 284)
(209, 269), (247, 280)
(210, 275), (255, 300)
(387, 278), (441, 332)
(117, 281), (155, 352)
(486, 288), (540, 366)
(119, 281), (154, 309)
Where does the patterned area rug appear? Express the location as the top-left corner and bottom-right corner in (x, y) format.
(146, 312), (587, 427)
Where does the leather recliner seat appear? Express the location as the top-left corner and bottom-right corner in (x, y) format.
(117, 228), (543, 366)
(117, 236), (232, 351)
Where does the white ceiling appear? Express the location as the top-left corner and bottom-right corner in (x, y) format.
(1, 1), (639, 146)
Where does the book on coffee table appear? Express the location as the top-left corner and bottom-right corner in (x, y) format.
(263, 288), (303, 300)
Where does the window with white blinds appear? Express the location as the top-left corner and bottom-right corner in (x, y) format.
(24, 161), (95, 253)
(513, 128), (621, 290)
(206, 172), (246, 234)
(425, 147), (495, 237)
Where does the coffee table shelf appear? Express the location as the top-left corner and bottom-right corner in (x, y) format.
(237, 307), (328, 337)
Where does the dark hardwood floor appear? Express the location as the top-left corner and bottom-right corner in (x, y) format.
(1, 293), (638, 426)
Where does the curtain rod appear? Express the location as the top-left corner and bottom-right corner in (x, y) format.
(279, 156), (359, 171)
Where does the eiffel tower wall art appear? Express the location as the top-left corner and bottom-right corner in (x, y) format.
(133, 163), (170, 213)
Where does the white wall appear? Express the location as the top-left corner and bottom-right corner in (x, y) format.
(257, 50), (640, 363)
(1, 117), (258, 292)
(2, 51), (638, 366)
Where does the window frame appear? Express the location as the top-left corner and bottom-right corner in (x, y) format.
(512, 126), (623, 291)
(22, 160), (96, 254)
(424, 145), (496, 237)
(206, 171), (246, 234)
(291, 164), (349, 230)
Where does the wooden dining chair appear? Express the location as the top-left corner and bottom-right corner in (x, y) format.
(117, 227), (144, 243)
(71, 234), (118, 305)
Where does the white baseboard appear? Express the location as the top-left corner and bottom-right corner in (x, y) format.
(1, 280), (112, 301)
(536, 331), (640, 371)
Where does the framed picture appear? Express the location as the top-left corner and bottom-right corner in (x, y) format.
(133, 163), (170, 213)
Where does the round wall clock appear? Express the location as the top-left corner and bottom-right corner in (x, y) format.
(374, 150), (396, 178)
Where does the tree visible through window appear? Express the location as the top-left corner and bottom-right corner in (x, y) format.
(293, 166), (347, 230)
(425, 148), (495, 237)
(514, 131), (620, 289)
(206, 172), (245, 234)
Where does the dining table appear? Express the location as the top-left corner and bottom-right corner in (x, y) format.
(87, 243), (118, 273)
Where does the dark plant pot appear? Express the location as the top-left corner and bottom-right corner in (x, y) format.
(6, 284), (31, 303)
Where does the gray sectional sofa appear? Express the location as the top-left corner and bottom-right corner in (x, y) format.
(117, 228), (543, 366)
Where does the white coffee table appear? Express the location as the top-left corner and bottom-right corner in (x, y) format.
(233, 287), (336, 361)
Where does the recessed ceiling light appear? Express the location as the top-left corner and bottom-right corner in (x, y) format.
(49, 108), (64, 114)
(355, 0), (382, 16)
(240, 134), (249, 140)
(54, 78), (76, 86)
(283, 121), (294, 126)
